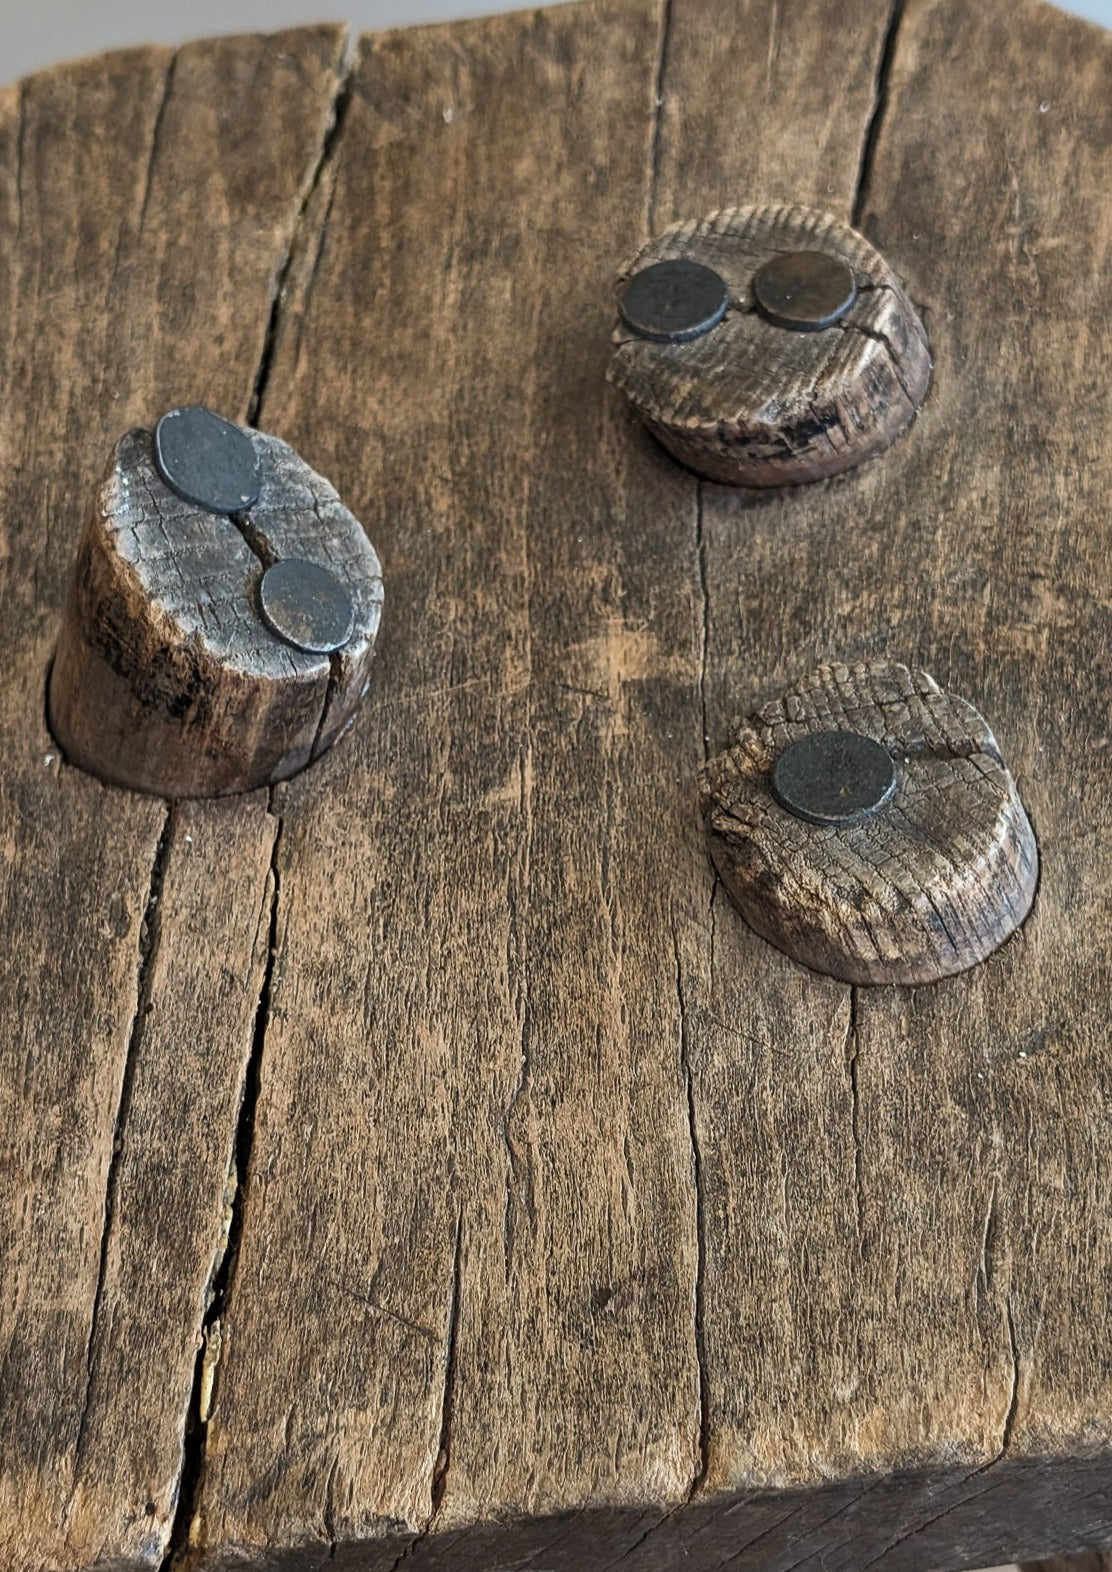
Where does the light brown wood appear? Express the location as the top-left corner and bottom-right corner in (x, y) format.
(701, 659), (1038, 984)
(3, 1), (1112, 1570)
(0, 23), (350, 1572)
(610, 204), (930, 484)
(48, 425), (383, 798)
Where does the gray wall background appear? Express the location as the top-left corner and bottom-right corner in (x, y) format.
(1, 0), (1110, 86)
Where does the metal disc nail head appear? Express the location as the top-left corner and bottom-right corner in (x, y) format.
(154, 405), (263, 515)
(618, 258), (730, 343)
(752, 250), (857, 332)
(259, 559), (355, 655)
(771, 730), (898, 827)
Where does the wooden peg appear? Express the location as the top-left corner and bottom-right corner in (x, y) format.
(48, 417), (383, 798)
(701, 660), (1038, 985)
(610, 204), (931, 486)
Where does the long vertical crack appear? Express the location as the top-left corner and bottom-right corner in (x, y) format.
(162, 801), (283, 1568)
(999, 1299), (1020, 1458)
(845, 987), (864, 1237)
(157, 47), (360, 1562)
(71, 804), (177, 1486)
(672, 922), (709, 1500)
(431, 1210), (463, 1517)
(646, 0), (674, 236)
(137, 54), (178, 241)
(388, 1211), (464, 1571)
(247, 33), (358, 431)
(647, 1), (710, 1505)
(695, 482), (710, 763)
(852, 0), (906, 228)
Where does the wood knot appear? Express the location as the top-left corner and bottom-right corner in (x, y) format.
(48, 412), (384, 798)
(700, 661), (1038, 985)
(609, 203), (931, 487)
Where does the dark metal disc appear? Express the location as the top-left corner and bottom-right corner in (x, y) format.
(771, 730), (898, 827)
(154, 406), (262, 515)
(259, 559), (355, 655)
(618, 258), (730, 343)
(752, 250), (857, 332)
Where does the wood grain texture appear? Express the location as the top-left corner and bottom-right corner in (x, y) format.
(3, 0), (1112, 1569)
(49, 426), (384, 797)
(190, 5), (704, 1565)
(653, 0), (1112, 1566)
(701, 659), (1038, 984)
(610, 205), (930, 484)
(0, 25), (351, 1572)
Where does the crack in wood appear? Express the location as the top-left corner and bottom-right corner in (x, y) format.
(501, 1002), (535, 1282)
(646, 0), (674, 237)
(247, 31), (358, 431)
(160, 799), (283, 1569)
(70, 803), (177, 1496)
(855, 1466), (999, 1572)
(852, 0), (906, 228)
(309, 649), (343, 762)
(696, 481), (710, 761)
(431, 1209), (463, 1516)
(150, 60), (363, 1548)
(387, 1210), (464, 1570)
(137, 53), (178, 242)
(323, 1452), (340, 1562)
(672, 918), (710, 1503)
(845, 987), (865, 1240)
(768, 1485), (880, 1572)
(977, 1174), (1000, 1302)
(1001, 1298), (1021, 1458)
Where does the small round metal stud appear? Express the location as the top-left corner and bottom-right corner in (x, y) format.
(259, 558), (355, 655)
(752, 250), (858, 333)
(154, 405), (263, 515)
(618, 258), (730, 343)
(771, 730), (898, 827)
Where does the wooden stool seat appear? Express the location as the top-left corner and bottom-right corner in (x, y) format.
(2, 1), (1111, 1566)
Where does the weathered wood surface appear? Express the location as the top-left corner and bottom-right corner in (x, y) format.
(49, 425), (384, 797)
(701, 660), (1038, 984)
(610, 204), (931, 485)
(2, 0), (1112, 1569)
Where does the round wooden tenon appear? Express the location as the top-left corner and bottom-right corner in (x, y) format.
(609, 203), (931, 485)
(700, 660), (1039, 985)
(4, 2), (1112, 1572)
(48, 415), (383, 798)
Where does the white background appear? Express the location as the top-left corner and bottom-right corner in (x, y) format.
(0, 0), (1109, 85)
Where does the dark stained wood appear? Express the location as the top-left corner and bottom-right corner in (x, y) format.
(1023, 1556), (1112, 1572)
(701, 659), (1038, 984)
(2, 1), (1112, 1569)
(610, 205), (930, 485)
(48, 426), (384, 798)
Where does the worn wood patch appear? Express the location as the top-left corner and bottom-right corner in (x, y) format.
(49, 426), (383, 797)
(610, 204), (930, 484)
(0, 24), (350, 1572)
(701, 659), (1037, 984)
(2, 0), (1112, 1569)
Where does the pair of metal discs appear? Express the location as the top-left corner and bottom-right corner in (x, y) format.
(617, 248), (858, 343)
(154, 404), (355, 658)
